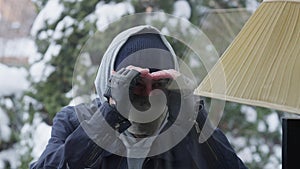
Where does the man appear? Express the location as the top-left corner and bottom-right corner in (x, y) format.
(30, 25), (247, 169)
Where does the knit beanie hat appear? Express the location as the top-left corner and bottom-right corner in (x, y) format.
(114, 33), (175, 71)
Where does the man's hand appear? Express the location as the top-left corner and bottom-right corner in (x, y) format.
(105, 66), (150, 117)
(151, 69), (198, 125)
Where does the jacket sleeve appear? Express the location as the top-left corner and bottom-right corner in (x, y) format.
(194, 100), (248, 169)
(30, 101), (130, 169)
(29, 105), (102, 169)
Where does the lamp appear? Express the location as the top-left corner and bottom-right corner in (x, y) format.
(195, 0), (300, 114)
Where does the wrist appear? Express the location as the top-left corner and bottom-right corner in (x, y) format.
(102, 101), (131, 133)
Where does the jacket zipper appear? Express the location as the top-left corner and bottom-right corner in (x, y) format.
(117, 157), (124, 169)
(194, 121), (219, 161)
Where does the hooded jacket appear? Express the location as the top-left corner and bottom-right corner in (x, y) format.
(30, 25), (248, 169)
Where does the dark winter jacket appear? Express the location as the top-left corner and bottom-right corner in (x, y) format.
(30, 98), (248, 169)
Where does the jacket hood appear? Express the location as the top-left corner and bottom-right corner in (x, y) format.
(94, 25), (179, 103)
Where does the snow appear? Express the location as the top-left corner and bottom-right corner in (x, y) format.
(259, 144), (269, 154)
(31, 122), (51, 160)
(257, 120), (266, 132)
(0, 3), (63, 165)
(37, 31), (48, 40)
(252, 153), (261, 162)
(64, 0), (79, 2)
(241, 105), (257, 123)
(0, 108), (11, 142)
(0, 147), (20, 169)
(189, 56), (201, 68)
(53, 16), (76, 40)
(31, 0), (64, 36)
(246, 0), (260, 13)
(0, 64), (29, 96)
(0, 38), (37, 59)
(29, 61), (55, 83)
(274, 145), (281, 158)
(31, 0), (43, 9)
(238, 147), (253, 163)
(173, 0), (191, 19)
(234, 137), (247, 147)
(206, 44), (215, 53)
(95, 2), (135, 31)
(18, 114), (51, 162)
(29, 43), (60, 82)
(266, 112), (279, 132)
(44, 43), (62, 62)
(265, 155), (281, 169)
(3, 98), (13, 109)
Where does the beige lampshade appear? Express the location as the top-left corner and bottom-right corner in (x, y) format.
(195, 0), (300, 114)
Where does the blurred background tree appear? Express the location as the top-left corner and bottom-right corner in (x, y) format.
(0, 0), (292, 168)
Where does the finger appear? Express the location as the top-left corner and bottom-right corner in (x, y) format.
(117, 68), (126, 74)
(127, 69), (140, 78)
(126, 65), (150, 77)
(150, 71), (171, 79)
(122, 68), (130, 75)
(151, 69), (180, 80)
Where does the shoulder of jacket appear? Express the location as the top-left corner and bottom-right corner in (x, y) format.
(65, 98), (101, 125)
(53, 105), (79, 128)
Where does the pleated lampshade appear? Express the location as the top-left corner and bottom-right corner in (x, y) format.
(195, 0), (300, 114)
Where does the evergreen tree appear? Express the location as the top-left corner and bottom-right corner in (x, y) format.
(29, 0), (100, 122)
